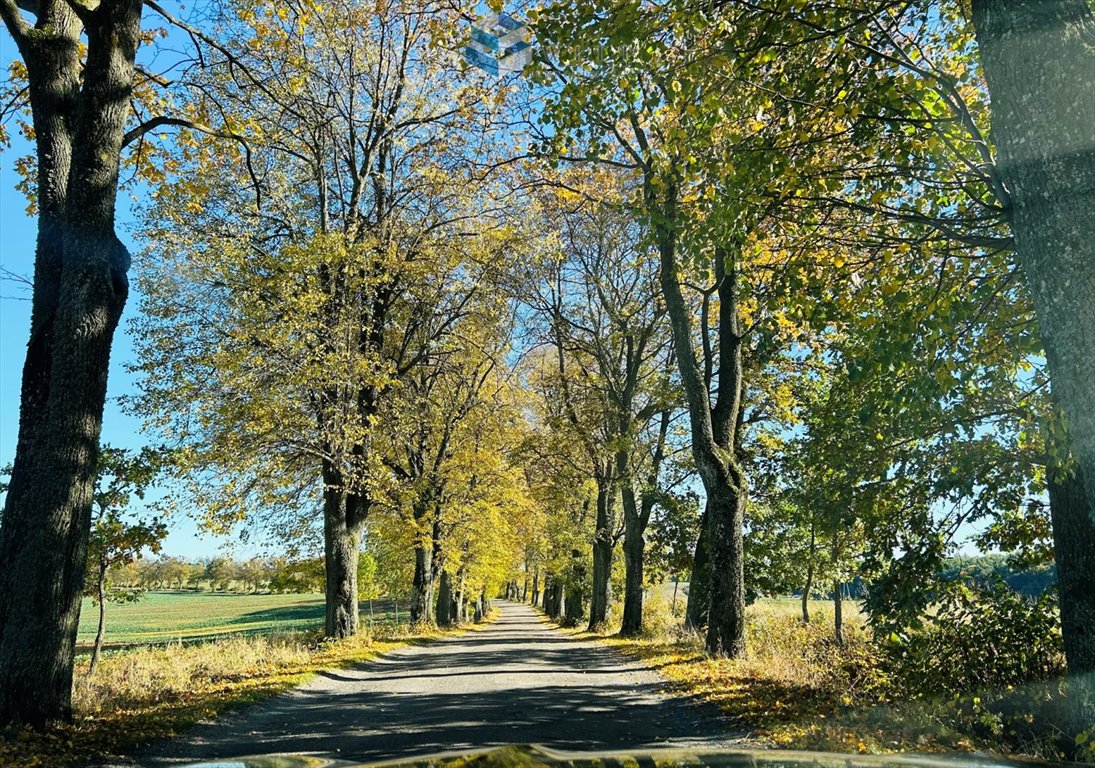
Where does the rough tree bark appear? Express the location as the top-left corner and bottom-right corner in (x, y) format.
(322, 464), (365, 639)
(971, 0), (1094, 727)
(563, 558), (586, 628)
(436, 570), (454, 627)
(551, 580), (565, 618)
(620, 409), (669, 636)
(971, 0), (1095, 518)
(1047, 464), (1095, 727)
(409, 543), (435, 624)
(0, 0), (144, 727)
(657, 220), (747, 657)
(620, 506), (645, 635)
(409, 498), (438, 625)
(685, 500), (711, 631)
(587, 471), (614, 629)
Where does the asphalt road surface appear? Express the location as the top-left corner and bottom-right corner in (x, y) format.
(131, 601), (741, 766)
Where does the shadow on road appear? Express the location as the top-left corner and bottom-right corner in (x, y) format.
(138, 602), (740, 766)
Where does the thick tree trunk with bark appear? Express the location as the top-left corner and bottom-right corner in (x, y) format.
(410, 542), (435, 625)
(587, 474), (614, 629)
(0, 0), (144, 727)
(1047, 465), (1095, 727)
(474, 590), (485, 622)
(551, 580), (564, 618)
(655, 209), (747, 657)
(620, 508), (645, 636)
(455, 569), (468, 624)
(531, 571), (540, 606)
(619, 411), (665, 637)
(436, 570), (454, 627)
(686, 500), (710, 631)
(563, 580), (585, 627)
(409, 496), (442, 624)
(972, 0), (1095, 522)
(323, 486), (361, 639)
(972, 0), (1095, 727)
(703, 477), (746, 657)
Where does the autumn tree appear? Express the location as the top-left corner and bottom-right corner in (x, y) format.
(530, 0), (888, 655)
(130, 0), (512, 639)
(522, 180), (677, 633)
(0, 0), (184, 726)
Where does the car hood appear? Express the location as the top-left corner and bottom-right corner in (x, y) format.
(180, 743), (1068, 768)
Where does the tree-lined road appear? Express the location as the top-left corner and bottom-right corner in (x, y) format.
(133, 603), (740, 765)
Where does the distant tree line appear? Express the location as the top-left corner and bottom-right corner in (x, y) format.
(940, 554), (1057, 599)
(106, 554), (374, 597)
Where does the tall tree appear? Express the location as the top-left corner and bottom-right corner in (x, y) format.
(970, 0), (1095, 721)
(524, 180), (676, 632)
(0, 0), (162, 727)
(531, 0), (868, 655)
(130, 0), (508, 639)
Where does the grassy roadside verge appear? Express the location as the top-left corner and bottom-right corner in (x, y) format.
(0, 611), (497, 768)
(535, 599), (1085, 763)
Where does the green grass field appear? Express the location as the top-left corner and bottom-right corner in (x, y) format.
(77, 591), (407, 648)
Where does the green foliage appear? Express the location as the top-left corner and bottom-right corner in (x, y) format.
(885, 582), (1064, 698)
(84, 447), (169, 608)
(646, 491), (700, 583)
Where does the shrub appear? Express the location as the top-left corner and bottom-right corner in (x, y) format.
(884, 581), (1064, 698)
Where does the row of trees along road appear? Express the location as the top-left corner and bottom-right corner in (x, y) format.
(0, 0), (1092, 732)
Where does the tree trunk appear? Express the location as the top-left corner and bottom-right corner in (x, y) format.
(972, 0), (1095, 524)
(833, 579), (844, 647)
(658, 232), (747, 658)
(703, 479), (746, 657)
(436, 570), (454, 627)
(455, 569), (467, 624)
(587, 474), (614, 629)
(686, 499), (711, 631)
(620, 507), (645, 636)
(89, 561), (108, 676)
(0, 0), (144, 727)
(1048, 464), (1095, 728)
(671, 578), (679, 612)
(409, 541), (435, 624)
(552, 580), (564, 618)
(802, 519), (816, 624)
(563, 581), (585, 627)
(322, 480), (361, 639)
(531, 571), (540, 606)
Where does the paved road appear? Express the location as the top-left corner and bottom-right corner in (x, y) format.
(134, 601), (741, 765)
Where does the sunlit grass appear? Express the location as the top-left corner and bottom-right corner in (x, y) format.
(76, 590), (407, 648)
(570, 592), (1084, 762)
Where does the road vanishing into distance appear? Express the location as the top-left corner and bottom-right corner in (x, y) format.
(125, 601), (741, 765)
